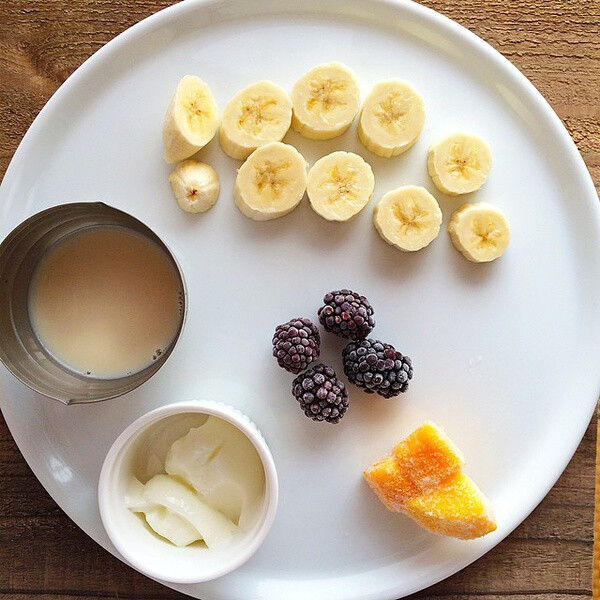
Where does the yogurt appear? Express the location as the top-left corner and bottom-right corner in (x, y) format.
(126, 415), (266, 548)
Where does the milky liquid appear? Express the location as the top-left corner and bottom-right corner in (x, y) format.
(28, 226), (183, 379)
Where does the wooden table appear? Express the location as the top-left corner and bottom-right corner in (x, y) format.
(1, 1), (598, 598)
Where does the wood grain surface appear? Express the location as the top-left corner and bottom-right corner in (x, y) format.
(0, 1), (598, 599)
(594, 416), (600, 600)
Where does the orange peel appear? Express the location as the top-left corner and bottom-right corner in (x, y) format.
(363, 422), (497, 540)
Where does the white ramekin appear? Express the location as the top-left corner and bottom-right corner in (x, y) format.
(98, 400), (278, 583)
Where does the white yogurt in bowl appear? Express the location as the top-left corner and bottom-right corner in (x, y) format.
(98, 401), (278, 583)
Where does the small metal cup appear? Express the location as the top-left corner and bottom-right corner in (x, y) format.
(0, 202), (186, 405)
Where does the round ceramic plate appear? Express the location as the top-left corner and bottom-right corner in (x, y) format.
(1, 1), (599, 599)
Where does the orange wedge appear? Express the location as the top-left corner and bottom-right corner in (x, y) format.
(363, 422), (497, 540)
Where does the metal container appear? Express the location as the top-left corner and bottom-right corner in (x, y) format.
(0, 202), (187, 404)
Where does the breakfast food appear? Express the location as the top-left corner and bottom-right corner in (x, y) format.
(373, 185), (442, 252)
(168, 160), (220, 213)
(126, 416), (266, 546)
(219, 81), (292, 160)
(306, 151), (375, 221)
(165, 416), (265, 528)
(156, 67), (501, 543)
(127, 480), (203, 547)
(292, 363), (349, 423)
(364, 423), (464, 509)
(272, 317), (321, 374)
(427, 133), (492, 195)
(317, 289), (375, 340)
(163, 75), (219, 164)
(234, 141), (308, 220)
(358, 79), (425, 158)
(448, 202), (510, 262)
(291, 62), (361, 140)
(363, 423), (497, 539)
(342, 338), (413, 398)
(404, 471), (497, 539)
(127, 474), (238, 548)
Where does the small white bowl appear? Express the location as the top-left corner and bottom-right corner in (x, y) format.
(98, 400), (278, 583)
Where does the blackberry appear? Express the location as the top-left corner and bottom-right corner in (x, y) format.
(342, 338), (413, 398)
(272, 317), (320, 374)
(317, 289), (375, 340)
(292, 363), (349, 423)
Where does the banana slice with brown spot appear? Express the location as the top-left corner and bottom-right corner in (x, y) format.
(168, 160), (219, 214)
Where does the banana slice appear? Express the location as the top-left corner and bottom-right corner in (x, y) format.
(219, 81), (292, 160)
(373, 186), (442, 252)
(448, 202), (509, 262)
(358, 79), (425, 158)
(163, 75), (219, 164)
(427, 133), (492, 195)
(234, 141), (307, 221)
(307, 151), (375, 222)
(168, 160), (219, 213)
(291, 62), (360, 140)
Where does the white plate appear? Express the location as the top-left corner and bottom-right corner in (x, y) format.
(1, 1), (599, 599)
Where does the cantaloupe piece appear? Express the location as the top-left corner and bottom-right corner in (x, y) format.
(364, 422), (464, 510)
(404, 472), (497, 539)
(363, 422), (496, 540)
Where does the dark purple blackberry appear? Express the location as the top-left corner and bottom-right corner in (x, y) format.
(317, 289), (375, 340)
(342, 339), (413, 398)
(272, 317), (320, 374)
(292, 363), (349, 423)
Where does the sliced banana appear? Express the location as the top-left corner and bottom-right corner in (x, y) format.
(427, 133), (492, 195)
(291, 62), (360, 140)
(163, 75), (219, 164)
(307, 151), (375, 222)
(358, 79), (425, 158)
(373, 186), (442, 252)
(219, 81), (292, 160)
(168, 160), (219, 213)
(234, 141), (307, 221)
(447, 202), (509, 262)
